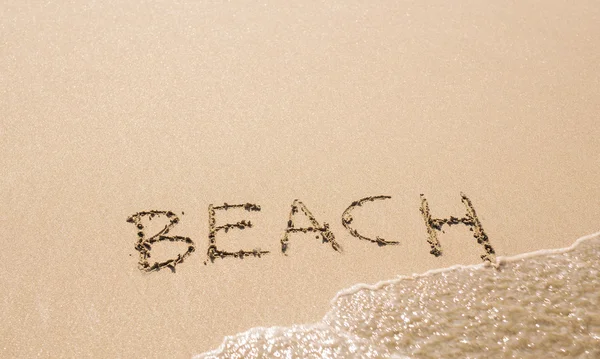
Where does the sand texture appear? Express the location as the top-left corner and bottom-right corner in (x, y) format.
(1, 1), (599, 358)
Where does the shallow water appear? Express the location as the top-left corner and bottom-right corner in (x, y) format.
(195, 233), (600, 358)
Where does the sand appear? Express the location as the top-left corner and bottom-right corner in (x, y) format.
(1, 1), (599, 358)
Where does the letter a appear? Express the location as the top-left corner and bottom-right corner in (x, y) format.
(280, 199), (341, 254)
(419, 193), (496, 263)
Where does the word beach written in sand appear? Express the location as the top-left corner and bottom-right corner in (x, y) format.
(126, 193), (496, 272)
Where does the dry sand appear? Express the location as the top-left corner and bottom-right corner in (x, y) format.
(1, 1), (599, 358)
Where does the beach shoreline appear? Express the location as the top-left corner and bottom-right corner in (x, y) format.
(1, 1), (599, 357)
(197, 230), (600, 358)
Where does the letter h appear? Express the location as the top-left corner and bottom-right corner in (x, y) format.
(420, 193), (496, 263)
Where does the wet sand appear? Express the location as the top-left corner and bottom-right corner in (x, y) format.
(1, 1), (599, 358)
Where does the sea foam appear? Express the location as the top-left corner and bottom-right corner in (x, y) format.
(194, 232), (600, 358)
